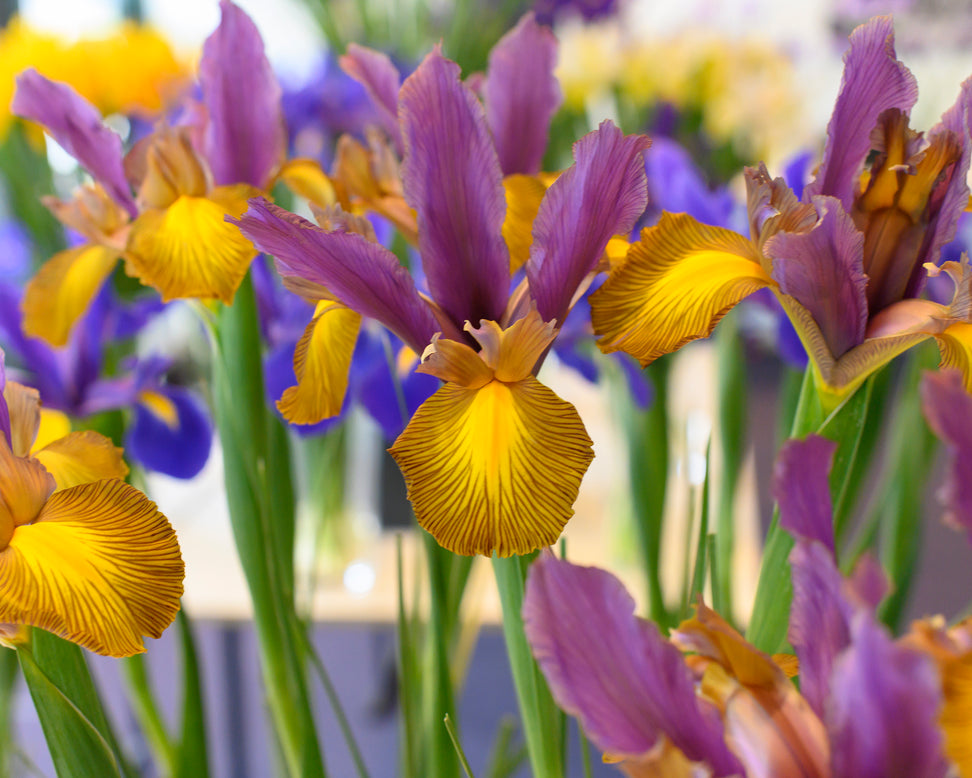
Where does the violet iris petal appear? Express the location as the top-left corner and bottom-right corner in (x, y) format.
(783, 149), (815, 199)
(200, 0), (285, 187)
(788, 540), (852, 718)
(340, 44), (403, 154)
(804, 16), (918, 210)
(643, 138), (736, 229)
(399, 49), (510, 329)
(128, 387), (212, 479)
(828, 613), (947, 778)
(773, 434), (837, 553)
(921, 369), (972, 539)
(904, 76), (972, 300)
(232, 199), (438, 355)
(12, 69), (137, 217)
(0, 283), (66, 406)
(527, 121), (650, 326)
(0, 349), (10, 449)
(523, 554), (742, 775)
(767, 196), (868, 359)
(483, 13), (561, 176)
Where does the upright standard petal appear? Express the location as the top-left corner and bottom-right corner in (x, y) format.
(399, 49), (510, 329)
(591, 213), (770, 365)
(772, 435), (838, 553)
(233, 198), (439, 355)
(766, 196), (868, 359)
(527, 122), (650, 326)
(483, 13), (561, 176)
(199, 0), (285, 188)
(804, 16), (918, 210)
(340, 44), (403, 154)
(389, 376), (593, 557)
(12, 70), (137, 217)
(0, 479), (183, 657)
(828, 614), (947, 778)
(921, 369), (972, 539)
(523, 555), (743, 775)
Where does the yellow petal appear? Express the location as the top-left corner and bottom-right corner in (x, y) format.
(33, 431), (128, 490)
(936, 322), (972, 393)
(590, 213), (770, 366)
(389, 377), (594, 556)
(3, 382), (40, 457)
(21, 244), (119, 347)
(277, 301), (362, 425)
(468, 309), (558, 382)
(0, 479), (183, 657)
(125, 185), (260, 303)
(31, 409), (72, 454)
(502, 173), (550, 274)
(276, 158), (337, 209)
(418, 335), (494, 389)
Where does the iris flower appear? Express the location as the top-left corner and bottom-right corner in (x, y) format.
(523, 435), (965, 776)
(234, 23), (650, 556)
(10, 0), (315, 347)
(0, 349), (183, 657)
(591, 16), (972, 408)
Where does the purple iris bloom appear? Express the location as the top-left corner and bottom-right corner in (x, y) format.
(0, 278), (211, 480)
(533, 0), (619, 26)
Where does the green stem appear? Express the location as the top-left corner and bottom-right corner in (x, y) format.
(211, 274), (326, 778)
(0, 648), (19, 778)
(491, 554), (563, 778)
(746, 369), (874, 652)
(121, 655), (177, 776)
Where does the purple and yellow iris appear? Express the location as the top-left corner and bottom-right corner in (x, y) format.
(234, 15), (651, 557)
(10, 1), (328, 347)
(0, 349), (183, 657)
(591, 16), (972, 409)
(523, 434), (968, 776)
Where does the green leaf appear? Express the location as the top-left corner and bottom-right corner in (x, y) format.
(175, 610), (210, 778)
(18, 647), (121, 778)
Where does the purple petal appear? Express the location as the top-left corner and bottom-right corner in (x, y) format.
(828, 613), (947, 778)
(644, 138), (736, 228)
(523, 554), (742, 775)
(921, 369), (972, 540)
(846, 552), (889, 611)
(399, 49), (510, 329)
(12, 69), (136, 217)
(340, 44), (403, 154)
(0, 349), (10, 449)
(200, 0), (285, 187)
(788, 540), (852, 718)
(767, 195), (867, 359)
(773, 434), (837, 553)
(906, 76), (972, 299)
(527, 121), (650, 325)
(805, 16), (918, 210)
(483, 13), (561, 175)
(232, 198), (438, 355)
(128, 387), (213, 479)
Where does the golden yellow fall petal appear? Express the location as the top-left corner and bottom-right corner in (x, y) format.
(590, 213), (770, 366)
(21, 243), (119, 347)
(3, 382), (40, 458)
(502, 174), (549, 273)
(33, 431), (128, 490)
(936, 322), (972, 393)
(389, 377), (594, 557)
(0, 479), (183, 657)
(32, 410), (71, 454)
(277, 158), (337, 209)
(277, 301), (362, 425)
(125, 186), (260, 303)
